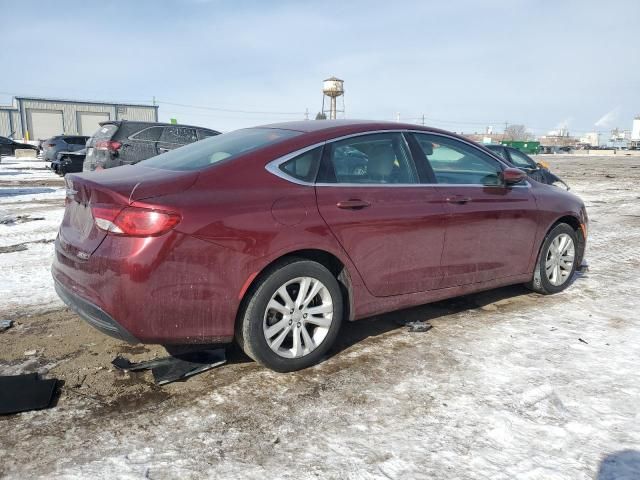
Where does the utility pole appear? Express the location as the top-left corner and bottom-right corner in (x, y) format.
(304, 108), (309, 120)
(152, 96), (156, 106)
(421, 114), (425, 126)
(396, 112), (401, 122)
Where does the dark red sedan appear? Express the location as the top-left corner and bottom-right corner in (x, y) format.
(52, 120), (587, 372)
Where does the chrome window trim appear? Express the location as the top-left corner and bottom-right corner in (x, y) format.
(264, 141), (326, 186)
(265, 129), (528, 188)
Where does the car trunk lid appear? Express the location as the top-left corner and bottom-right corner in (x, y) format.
(59, 166), (198, 258)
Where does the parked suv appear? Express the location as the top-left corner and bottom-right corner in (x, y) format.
(83, 121), (220, 171)
(43, 136), (89, 163)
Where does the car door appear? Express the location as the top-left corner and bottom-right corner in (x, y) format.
(124, 125), (164, 165)
(157, 126), (198, 154)
(412, 133), (539, 287)
(315, 132), (447, 297)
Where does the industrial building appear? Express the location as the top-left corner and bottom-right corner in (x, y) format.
(0, 96), (158, 141)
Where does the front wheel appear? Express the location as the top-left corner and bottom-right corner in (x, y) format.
(528, 223), (578, 294)
(237, 259), (343, 372)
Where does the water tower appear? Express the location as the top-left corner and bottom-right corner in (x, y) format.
(322, 77), (345, 120)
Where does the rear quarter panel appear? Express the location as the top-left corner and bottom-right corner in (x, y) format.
(138, 155), (367, 323)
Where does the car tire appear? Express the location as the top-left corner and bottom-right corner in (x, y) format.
(237, 258), (343, 372)
(527, 223), (578, 294)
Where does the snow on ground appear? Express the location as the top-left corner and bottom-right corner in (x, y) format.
(0, 156), (64, 317)
(1, 155), (639, 479)
(0, 156), (59, 181)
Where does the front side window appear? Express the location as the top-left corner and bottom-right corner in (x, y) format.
(414, 134), (503, 185)
(507, 148), (537, 169)
(320, 133), (417, 184)
(140, 128), (301, 171)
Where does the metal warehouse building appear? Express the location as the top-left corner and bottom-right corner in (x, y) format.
(0, 96), (159, 141)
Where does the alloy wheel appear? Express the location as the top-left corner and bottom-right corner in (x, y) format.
(262, 277), (333, 359)
(545, 233), (575, 286)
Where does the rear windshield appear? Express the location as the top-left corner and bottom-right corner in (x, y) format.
(139, 128), (301, 171)
(88, 124), (118, 146)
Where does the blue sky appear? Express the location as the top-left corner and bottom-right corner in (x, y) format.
(1, 0), (638, 135)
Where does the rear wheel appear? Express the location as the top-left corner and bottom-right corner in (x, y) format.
(528, 223), (578, 294)
(237, 259), (343, 372)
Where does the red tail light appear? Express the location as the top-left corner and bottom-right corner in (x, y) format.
(95, 140), (122, 152)
(47, 143), (56, 147)
(91, 205), (181, 237)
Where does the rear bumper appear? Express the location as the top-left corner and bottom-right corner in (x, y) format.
(52, 232), (242, 344)
(54, 279), (139, 343)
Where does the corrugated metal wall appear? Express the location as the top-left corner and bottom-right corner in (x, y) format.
(15, 98), (157, 140)
(0, 109), (22, 138)
(11, 110), (22, 138)
(116, 105), (157, 122)
(0, 110), (11, 137)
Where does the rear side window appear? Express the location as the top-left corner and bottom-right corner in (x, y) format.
(320, 132), (417, 184)
(140, 128), (302, 171)
(487, 146), (508, 160)
(279, 147), (322, 182)
(414, 134), (503, 185)
(65, 137), (88, 145)
(160, 127), (198, 145)
(132, 126), (163, 142)
(198, 129), (219, 140)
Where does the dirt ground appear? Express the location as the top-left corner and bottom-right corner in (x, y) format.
(1, 155), (639, 479)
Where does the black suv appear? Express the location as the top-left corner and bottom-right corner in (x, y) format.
(83, 121), (220, 171)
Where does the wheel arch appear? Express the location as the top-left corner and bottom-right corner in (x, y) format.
(539, 214), (586, 267)
(235, 248), (355, 336)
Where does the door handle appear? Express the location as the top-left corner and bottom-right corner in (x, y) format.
(336, 199), (371, 210)
(446, 195), (472, 204)
(158, 147), (170, 153)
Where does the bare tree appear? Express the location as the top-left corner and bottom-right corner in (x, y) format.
(504, 124), (530, 141)
(315, 112), (327, 120)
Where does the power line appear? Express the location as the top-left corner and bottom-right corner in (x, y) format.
(156, 100), (305, 116)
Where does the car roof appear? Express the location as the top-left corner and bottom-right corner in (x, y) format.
(258, 119), (449, 134)
(100, 120), (219, 132)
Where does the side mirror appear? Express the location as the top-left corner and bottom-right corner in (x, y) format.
(502, 167), (526, 185)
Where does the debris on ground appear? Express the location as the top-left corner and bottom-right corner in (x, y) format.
(0, 373), (57, 415)
(0, 319), (13, 331)
(405, 320), (433, 333)
(0, 213), (45, 225)
(23, 349), (37, 356)
(579, 338), (589, 344)
(112, 348), (227, 385)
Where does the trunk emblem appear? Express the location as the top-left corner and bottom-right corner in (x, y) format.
(76, 251), (90, 260)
